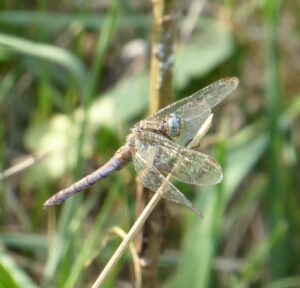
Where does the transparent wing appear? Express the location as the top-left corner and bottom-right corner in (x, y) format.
(132, 147), (202, 216)
(136, 131), (223, 185)
(144, 77), (239, 145)
(148, 77), (238, 119)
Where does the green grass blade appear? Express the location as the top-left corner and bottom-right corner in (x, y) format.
(0, 32), (86, 84)
(0, 249), (38, 288)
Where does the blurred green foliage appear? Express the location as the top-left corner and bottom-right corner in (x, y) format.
(0, 1), (300, 287)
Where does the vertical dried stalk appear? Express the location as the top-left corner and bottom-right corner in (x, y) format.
(135, 0), (177, 287)
(150, 0), (177, 113)
(93, 2), (178, 286)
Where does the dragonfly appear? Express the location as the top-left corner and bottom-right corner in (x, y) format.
(43, 77), (239, 213)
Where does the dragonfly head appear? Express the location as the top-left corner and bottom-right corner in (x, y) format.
(165, 113), (181, 138)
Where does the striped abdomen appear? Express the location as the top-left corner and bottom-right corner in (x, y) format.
(43, 144), (131, 208)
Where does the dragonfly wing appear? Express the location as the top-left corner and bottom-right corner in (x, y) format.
(132, 144), (202, 216)
(136, 131), (223, 185)
(148, 77), (238, 119)
(145, 77), (238, 145)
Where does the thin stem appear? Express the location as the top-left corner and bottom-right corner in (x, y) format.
(136, 1), (178, 286)
(91, 183), (164, 288)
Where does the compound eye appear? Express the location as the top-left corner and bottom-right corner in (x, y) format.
(167, 113), (180, 137)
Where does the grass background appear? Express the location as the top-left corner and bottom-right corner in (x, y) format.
(1, 0), (300, 287)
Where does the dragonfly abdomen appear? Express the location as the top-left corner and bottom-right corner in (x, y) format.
(43, 144), (132, 208)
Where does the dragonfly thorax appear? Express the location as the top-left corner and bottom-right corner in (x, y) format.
(130, 112), (182, 141)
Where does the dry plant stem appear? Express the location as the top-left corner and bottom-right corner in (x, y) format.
(91, 182), (167, 288)
(92, 116), (211, 288)
(107, 227), (142, 288)
(0, 151), (50, 180)
(188, 114), (213, 148)
(136, 1), (178, 286)
(150, 0), (177, 113)
(134, 183), (165, 287)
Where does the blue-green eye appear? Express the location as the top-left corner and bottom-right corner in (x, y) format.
(167, 113), (180, 137)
